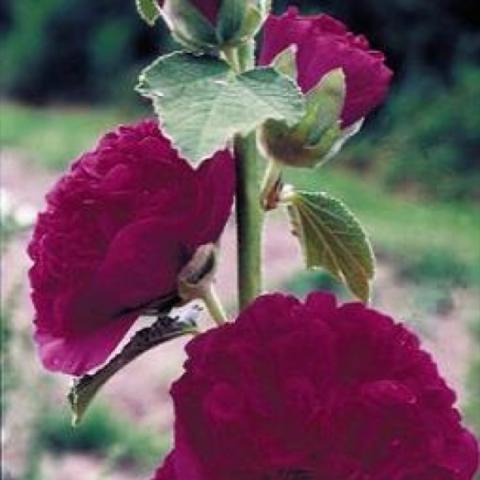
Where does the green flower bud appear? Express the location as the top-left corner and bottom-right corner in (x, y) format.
(259, 65), (363, 168)
(159, 0), (271, 51)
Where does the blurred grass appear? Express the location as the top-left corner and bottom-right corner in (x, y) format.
(466, 317), (480, 434)
(342, 66), (480, 202)
(0, 283), (20, 414)
(0, 102), (144, 170)
(36, 403), (167, 467)
(466, 317), (480, 480)
(24, 402), (168, 479)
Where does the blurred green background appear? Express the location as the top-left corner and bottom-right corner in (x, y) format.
(1, 0), (480, 199)
(1, 1), (479, 479)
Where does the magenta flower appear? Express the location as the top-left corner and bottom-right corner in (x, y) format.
(155, 293), (478, 479)
(260, 8), (393, 127)
(28, 120), (234, 376)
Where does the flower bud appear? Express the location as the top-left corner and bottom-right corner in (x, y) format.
(177, 243), (217, 302)
(159, 0), (270, 51)
(258, 8), (392, 169)
(259, 67), (362, 168)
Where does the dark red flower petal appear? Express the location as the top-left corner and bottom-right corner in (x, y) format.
(153, 453), (178, 480)
(161, 292), (478, 479)
(29, 120), (234, 375)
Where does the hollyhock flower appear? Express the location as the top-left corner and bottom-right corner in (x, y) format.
(260, 7), (393, 128)
(155, 293), (478, 479)
(28, 120), (234, 376)
(157, 0), (270, 50)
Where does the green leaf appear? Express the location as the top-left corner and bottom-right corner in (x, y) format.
(299, 68), (346, 145)
(68, 309), (199, 426)
(137, 52), (305, 163)
(135, 0), (160, 26)
(314, 118), (363, 165)
(272, 45), (297, 79)
(258, 69), (354, 169)
(286, 190), (375, 302)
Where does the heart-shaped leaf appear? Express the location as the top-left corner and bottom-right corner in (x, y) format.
(137, 52), (305, 163)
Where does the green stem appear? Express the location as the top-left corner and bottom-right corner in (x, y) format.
(202, 285), (228, 325)
(237, 40), (255, 71)
(221, 46), (241, 73)
(222, 40), (255, 73)
(224, 43), (263, 309)
(234, 133), (263, 308)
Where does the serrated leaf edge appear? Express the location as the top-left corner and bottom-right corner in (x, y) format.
(290, 191), (375, 302)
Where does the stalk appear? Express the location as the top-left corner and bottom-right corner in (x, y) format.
(202, 285), (228, 325)
(223, 42), (263, 309)
(234, 133), (263, 308)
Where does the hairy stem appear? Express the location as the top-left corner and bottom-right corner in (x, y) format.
(234, 133), (263, 308)
(224, 43), (263, 309)
(202, 285), (228, 325)
(237, 40), (255, 71)
(221, 46), (241, 73)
